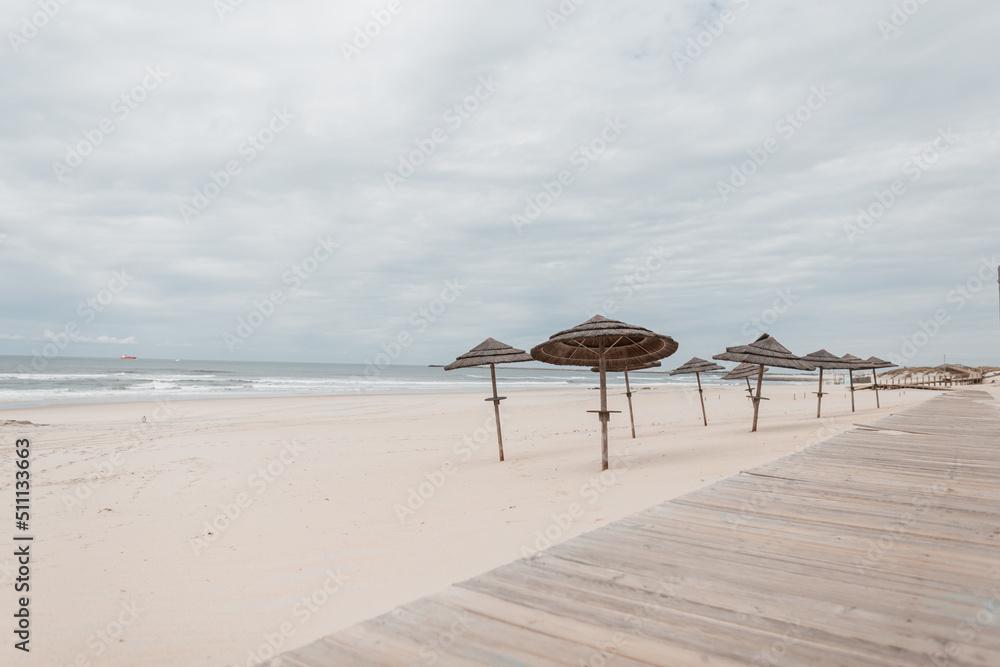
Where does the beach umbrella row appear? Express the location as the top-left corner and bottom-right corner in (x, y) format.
(797, 351), (899, 416)
(445, 323), (895, 469)
(713, 338), (894, 429)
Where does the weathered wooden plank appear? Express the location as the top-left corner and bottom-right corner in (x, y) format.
(581, 512), (999, 596)
(432, 587), (665, 666)
(743, 461), (1000, 499)
(270, 637), (389, 666)
(693, 475), (999, 516)
(550, 521), (999, 615)
(321, 613), (467, 666)
(636, 502), (1000, 560)
(672, 485), (1000, 544)
(378, 597), (590, 666)
(514, 551), (1000, 658)
(460, 569), (919, 666)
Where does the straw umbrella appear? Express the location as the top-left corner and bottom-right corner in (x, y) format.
(590, 361), (661, 438)
(669, 357), (724, 426)
(840, 353), (866, 413)
(531, 315), (678, 471)
(444, 338), (532, 462)
(713, 334), (815, 432)
(724, 362), (769, 398)
(865, 356), (897, 408)
(800, 350), (856, 419)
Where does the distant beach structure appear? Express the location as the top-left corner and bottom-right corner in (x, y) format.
(877, 364), (991, 389)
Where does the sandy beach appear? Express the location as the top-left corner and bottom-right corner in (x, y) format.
(5, 0), (999, 662)
(0, 381), (933, 666)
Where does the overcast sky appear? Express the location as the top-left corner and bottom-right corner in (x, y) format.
(1, 0), (998, 368)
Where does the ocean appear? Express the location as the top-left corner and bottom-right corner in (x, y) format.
(0, 356), (746, 410)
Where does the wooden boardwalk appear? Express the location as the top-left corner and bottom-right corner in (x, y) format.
(273, 390), (1000, 666)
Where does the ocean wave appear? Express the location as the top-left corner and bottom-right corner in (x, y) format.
(0, 372), (111, 381)
(0, 358), (780, 409)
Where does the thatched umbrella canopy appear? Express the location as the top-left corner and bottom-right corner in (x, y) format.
(724, 362), (768, 379)
(865, 356), (897, 408)
(713, 334), (814, 432)
(444, 338), (532, 462)
(840, 353), (868, 413)
(590, 361), (660, 438)
(800, 349), (856, 419)
(724, 362), (769, 399)
(866, 356), (896, 369)
(531, 315), (678, 470)
(669, 357), (724, 426)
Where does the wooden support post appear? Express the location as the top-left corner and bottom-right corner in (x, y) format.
(849, 369), (856, 412)
(696, 372), (707, 426)
(489, 363), (504, 462)
(751, 364), (764, 432)
(624, 370), (636, 438)
(586, 344), (622, 471)
(599, 342), (608, 471)
(872, 368), (882, 408)
(872, 368), (881, 408)
(816, 367), (824, 418)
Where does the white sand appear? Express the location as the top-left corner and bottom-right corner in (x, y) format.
(0, 382), (929, 666)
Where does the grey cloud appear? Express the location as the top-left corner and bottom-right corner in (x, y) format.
(1, 0), (998, 366)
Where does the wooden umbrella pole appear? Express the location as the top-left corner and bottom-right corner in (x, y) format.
(745, 377), (752, 395)
(489, 363), (504, 462)
(751, 364), (764, 432)
(624, 370), (635, 438)
(599, 341), (609, 471)
(872, 368), (881, 408)
(849, 369), (856, 413)
(816, 367), (824, 419)
(696, 372), (707, 426)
